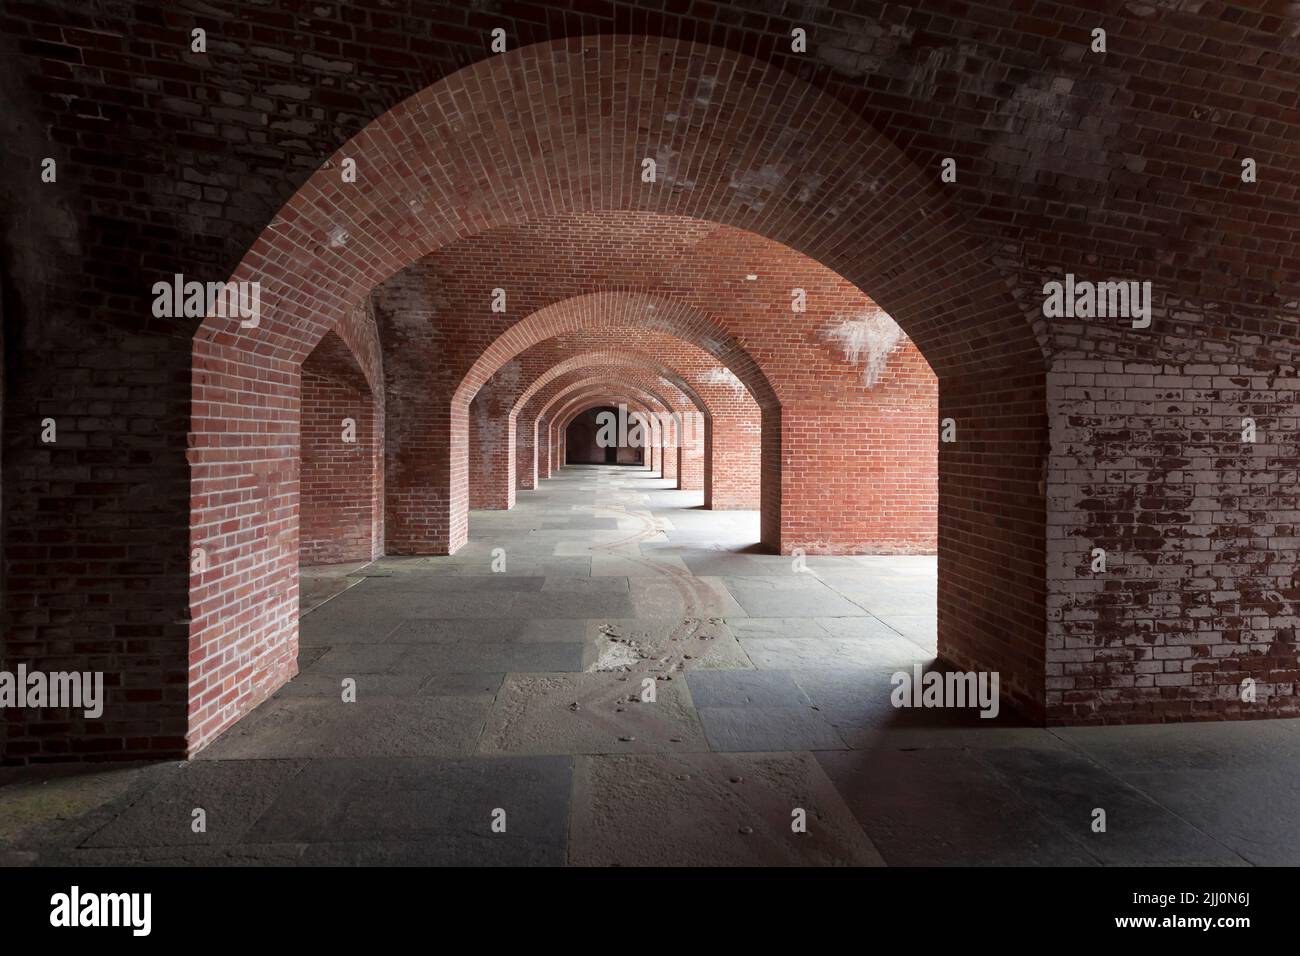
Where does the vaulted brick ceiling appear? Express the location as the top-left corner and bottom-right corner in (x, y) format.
(5, 2), (1293, 360)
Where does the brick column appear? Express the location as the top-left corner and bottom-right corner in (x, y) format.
(516, 414), (538, 490)
(678, 413), (705, 491)
(661, 415), (679, 483)
(537, 418), (551, 479)
(468, 393), (515, 510)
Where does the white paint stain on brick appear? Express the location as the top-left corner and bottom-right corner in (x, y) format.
(823, 311), (904, 387)
(701, 366), (747, 398)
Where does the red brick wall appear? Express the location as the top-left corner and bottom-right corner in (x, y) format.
(660, 417), (679, 483)
(189, 303), (383, 755)
(300, 332), (381, 565)
(537, 419), (552, 481)
(469, 386), (514, 511)
(940, 368), (1048, 720)
(1046, 358), (1300, 724)
(516, 419), (538, 490)
(780, 343), (938, 553)
(699, 370), (763, 510)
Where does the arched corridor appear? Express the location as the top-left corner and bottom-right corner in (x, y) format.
(1, 1), (1298, 881)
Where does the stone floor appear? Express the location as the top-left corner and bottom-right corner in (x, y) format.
(2, 464), (1298, 866)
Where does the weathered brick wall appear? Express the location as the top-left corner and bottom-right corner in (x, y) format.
(1047, 357), (1300, 724)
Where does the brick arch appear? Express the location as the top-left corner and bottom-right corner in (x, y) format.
(377, 211), (940, 541)
(511, 346), (762, 507)
(455, 290), (777, 411)
(543, 374), (696, 450)
(194, 35), (1041, 374)
(525, 361), (707, 486)
(545, 379), (690, 453)
(549, 387), (667, 471)
(452, 292), (773, 535)
(510, 340), (765, 510)
(536, 370), (711, 496)
(531, 366), (702, 436)
(511, 350), (710, 421)
(471, 357), (700, 509)
(555, 395), (667, 432)
(550, 384), (675, 429)
(555, 391), (668, 445)
(497, 332), (765, 499)
(188, 34), (1046, 753)
(507, 350), (710, 497)
(551, 389), (674, 474)
(553, 392), (668, 434)
(496, 346), (710, 494)
(401, 210), (934, 407)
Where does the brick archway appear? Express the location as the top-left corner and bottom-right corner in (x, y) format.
(475, 346), (742, 510)
(520, 360), (705, 491)
(560, 406), (646, 469)
(468, 345), (714, 510)
(512, 351), (711, 421)
(472, 361), (696, 509)
(552, 391), (668, 431)
(538, 380), (691, 485)
(555, 392), (667, 469)
(541, 376), (704, 492)
(189, 35), (1045, 753)
(455, 291), (779, 410)
(439, 290), (778, 555)
(552, 390), (672, 474)
(548, 385), (684, 440)
(550, 388), (676, 427)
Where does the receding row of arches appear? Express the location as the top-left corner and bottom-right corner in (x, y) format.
(187, 35), (1043, 755)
